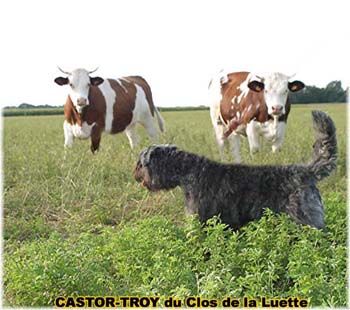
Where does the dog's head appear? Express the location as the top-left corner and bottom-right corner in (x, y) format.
(134, 144), (180, 191)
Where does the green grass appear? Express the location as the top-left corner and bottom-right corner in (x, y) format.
(3, 104), (347, 307)
(2, 106), (210, 117)
(2, 107), (64, 117)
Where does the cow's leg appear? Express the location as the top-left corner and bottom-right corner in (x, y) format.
(210, 100), (226, 160)
(138, 114), (160, 144)
(212, 122), (226, 161)
(145, 122), (160, 144)
(63, 121), (74, 148)
(90, 126), (102, 154)
(125, 123), (140, 149)
(228, 133), (242, 163)
(246, 121), (260, 155)
(271, 122), (286, 153)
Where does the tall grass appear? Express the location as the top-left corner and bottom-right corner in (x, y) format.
(3, 104), (347, 307)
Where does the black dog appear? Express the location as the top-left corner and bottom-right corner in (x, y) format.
(134, 111), (337, 229)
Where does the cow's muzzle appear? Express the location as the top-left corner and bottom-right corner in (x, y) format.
(77, 98), (87, 107)
(271, 105), (283, 115)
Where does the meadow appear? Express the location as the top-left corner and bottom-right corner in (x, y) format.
(3, 104), (347, 307)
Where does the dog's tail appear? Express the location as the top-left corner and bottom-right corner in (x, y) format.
(307, 110), (337, 181)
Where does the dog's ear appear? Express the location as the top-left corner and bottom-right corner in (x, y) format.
(139, 146), (154, 166)
(166, 144), (178, 152)
(150, 145), (168, 159)
(142, 145), (178, 168)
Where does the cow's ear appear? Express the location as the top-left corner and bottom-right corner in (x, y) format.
(90, 76), (104, 86)
(248, 80), (264, 92)
(288, 80), (305, 92)
(54, 77), (69, 86)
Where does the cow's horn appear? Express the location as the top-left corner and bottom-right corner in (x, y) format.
(88, 67), (99, 74)
(288, 73), (296, 81)
(57, 66), (71, 75)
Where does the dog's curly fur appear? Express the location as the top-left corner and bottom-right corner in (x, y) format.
(134, 111), (337, 229)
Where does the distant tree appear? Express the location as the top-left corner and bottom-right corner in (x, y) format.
(324, 81), (347, 102)
(289, 80), (347, 103)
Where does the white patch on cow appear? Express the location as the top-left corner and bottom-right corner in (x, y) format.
(248, 119), (286, 148)
(246, 118), (287, 154)
(236, 111), (240, 118)
(69, 121), (96, 139)
(63, 120), (74, 147)
(228, 133), (242, 163)
(246, 121), (261, 154)
(125, 123), (139, 149)
(261, 72), (290, 115)
(125, 84), (160, 146)
(131, 84), (149, 123)
(272, 122), (286, 152)
(220, 75), (228, 85)
(99, 80), (116, 133)
(237, 73), (254, 104)
(247, 104), (252, 112)
(117, 79), (128, 93)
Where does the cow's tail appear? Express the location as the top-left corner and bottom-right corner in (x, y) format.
(154, 106), (165, 133)
(307, 110), (337, 181)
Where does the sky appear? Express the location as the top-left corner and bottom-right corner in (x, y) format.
(0, 0), (349, 108)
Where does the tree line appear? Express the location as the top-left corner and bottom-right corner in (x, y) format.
(289, 80), (347, 103)
(3, 80), (347, 116)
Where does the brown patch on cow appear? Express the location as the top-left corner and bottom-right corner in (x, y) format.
(84, 86), (107, 127)
(124, 76), (155, 116)
(90, 125), (103, 153)
(64, 96), (82, 126)
(108, 78), (136, 134)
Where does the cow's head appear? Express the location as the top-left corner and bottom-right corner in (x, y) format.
(54, 67), (104, 114)
(247, 73), (305, 116)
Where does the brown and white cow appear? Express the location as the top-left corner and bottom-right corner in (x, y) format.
(54, 67), (164, 153)
(209, 71), (304, 162)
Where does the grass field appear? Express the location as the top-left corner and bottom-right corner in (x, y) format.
(3, 104), (347, 307)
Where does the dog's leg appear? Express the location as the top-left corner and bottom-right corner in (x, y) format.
(287, 188), (325, 229)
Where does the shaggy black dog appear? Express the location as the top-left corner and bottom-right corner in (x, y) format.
(134, 111), (337, 229)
